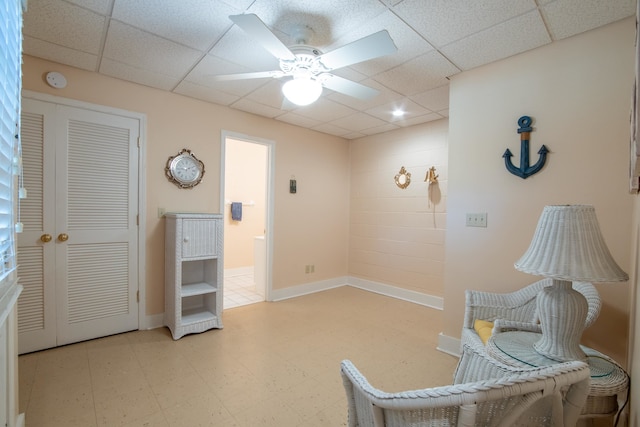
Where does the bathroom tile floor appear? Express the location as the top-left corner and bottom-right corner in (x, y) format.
(224, 271), (263, 309)
(18, 286), (458, 426)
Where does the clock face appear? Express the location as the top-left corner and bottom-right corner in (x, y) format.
(172, 156), (201, 182)
(165, 149), (205, 188)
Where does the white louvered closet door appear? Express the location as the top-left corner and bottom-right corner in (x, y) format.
(18, 99), (58, 353)
(18, 98), (139, 353)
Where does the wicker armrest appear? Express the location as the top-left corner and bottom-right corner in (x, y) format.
(493, 319), (542, 334)
(463, 279), (601, 331)
(462, 279), (550, 329)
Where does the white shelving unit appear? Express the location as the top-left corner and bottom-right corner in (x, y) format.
(164, 213), (223, 339)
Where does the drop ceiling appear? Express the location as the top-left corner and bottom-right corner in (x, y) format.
(22, 0), (635, 139)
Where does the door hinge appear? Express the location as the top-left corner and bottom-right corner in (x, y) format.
(137, 137), (140, 148)
(136, 214), (139, 226)
(136, 290), (139, 303)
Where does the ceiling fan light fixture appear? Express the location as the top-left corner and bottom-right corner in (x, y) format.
(282, 77), (322, 106)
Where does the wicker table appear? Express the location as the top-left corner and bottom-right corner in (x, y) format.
(487, 331), (629, 426)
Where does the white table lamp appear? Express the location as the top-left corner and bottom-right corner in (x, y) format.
(514, 205), (628, 361)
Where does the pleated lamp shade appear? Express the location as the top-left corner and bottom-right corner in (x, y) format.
(515, 205), (628, 283)
(514, 205), (627, 361)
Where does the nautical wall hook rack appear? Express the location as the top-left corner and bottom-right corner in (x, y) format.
(502, 116), (548, 179)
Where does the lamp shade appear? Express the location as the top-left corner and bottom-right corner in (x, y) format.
(514, 205), (628, 282)
(282, 77), (322, 106)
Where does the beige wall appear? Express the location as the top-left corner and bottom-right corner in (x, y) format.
(444, 17), (635, 366)
(223, 138), (267, 270)
(22, 55), (350, 316)
(349, 120), (448, 296)
(20, 17), (637, 371)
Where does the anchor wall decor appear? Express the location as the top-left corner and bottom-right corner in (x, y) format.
(502, 116), (548, 179)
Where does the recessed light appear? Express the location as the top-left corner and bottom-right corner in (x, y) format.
(392, 109), (405, 117)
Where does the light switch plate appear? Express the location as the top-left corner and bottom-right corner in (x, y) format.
(466, 213), (487, 227)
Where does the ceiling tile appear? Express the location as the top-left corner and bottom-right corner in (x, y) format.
(365, 99), (431, 123)
(327, 79), (405, 111)
(244, 80), (291, 109)
(442, 10), (551, 70)
(99, 58), (182, 91)
(289, 98), (357, 122)
(231, 99), (284, 118)
(393, 112), (445, 128)
(112, 0), (240, 51)
(330, 112), (388, 132)
(23, 37), (98, 71)
(276, 112), (323, 128)
(359, 123), (400, 136)
(184, 55), (269, 96)
(208, 25), (282, 72)
(392, 0), (537, 47)
(23, 0), (107, 54)
(374, 51), (460, 96)
(21, 0), (636, 139)
(410, 86), (450, 112)
(66, 0), (113, 15)
(541, 0), (636, 40)
(380, 0), (403, 6)
(219, 0), (254, 10)
(311, 122), (352, 137)
(345, 10), (436, 76)
(174, 81), (240, 105)
(247, 0), (388, 47)
(103, 21), (202, 78)
(343, 131), (368, 139)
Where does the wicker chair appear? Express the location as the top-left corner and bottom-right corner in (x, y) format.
(460, 278), (601, 353)
(341, 347), (591, 427)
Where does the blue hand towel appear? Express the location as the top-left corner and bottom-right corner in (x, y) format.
(231, 202), (242, 221)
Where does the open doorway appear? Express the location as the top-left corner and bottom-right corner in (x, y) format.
(221, 131), (274, 309)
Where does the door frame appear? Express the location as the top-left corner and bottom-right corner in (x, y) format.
(220, 130), (274, 302)
(22, 90), (148, 329)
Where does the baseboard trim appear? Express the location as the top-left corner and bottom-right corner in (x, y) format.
(224, 266), (253, 277)
(346, 276), (444, 310)
(146, 277), (449, 335)
(269, 277), (347, 301)
(143, 313), (164, 330)
(437, 333), (461, 357)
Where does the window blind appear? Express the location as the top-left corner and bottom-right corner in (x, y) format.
(0, 0), (23, 283)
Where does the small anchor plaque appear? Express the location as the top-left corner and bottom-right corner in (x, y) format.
(502, 116), (548, 179)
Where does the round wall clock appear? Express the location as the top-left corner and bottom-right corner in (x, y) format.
(165, 148), (205, 189)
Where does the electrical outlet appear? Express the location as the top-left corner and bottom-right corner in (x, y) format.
(305, 265), (315, 274)
(158, 207), (166, 218)
(466, 213), (487, 227)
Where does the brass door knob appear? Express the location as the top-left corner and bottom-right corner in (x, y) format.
(40, 234), (52, 243)
(58, 233), (69, 242)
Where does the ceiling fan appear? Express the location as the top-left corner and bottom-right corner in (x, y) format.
(213, 13), (398, 106)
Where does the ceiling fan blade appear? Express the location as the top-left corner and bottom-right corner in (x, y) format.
(318, 30), (397, 70)
(319, 74), (380, 100)
(211, 71), (284, 81)
(229, 14), (296, 61)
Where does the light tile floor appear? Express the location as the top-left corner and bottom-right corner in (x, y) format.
(18, 286), (459, 427)
(224, 271), (263, 309)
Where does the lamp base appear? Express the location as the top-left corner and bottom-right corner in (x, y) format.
(533, 279), (588, 362)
